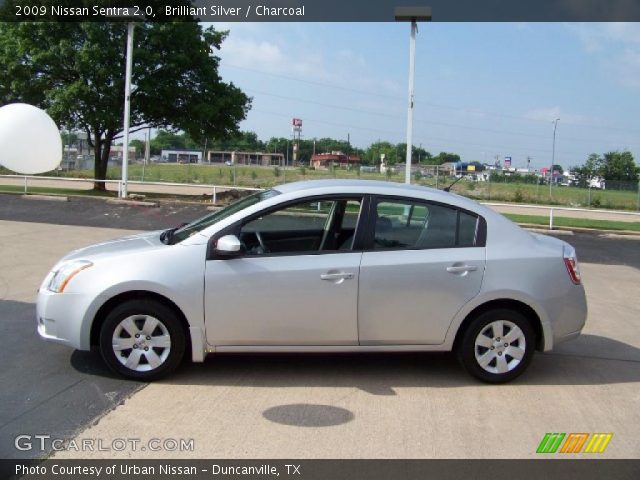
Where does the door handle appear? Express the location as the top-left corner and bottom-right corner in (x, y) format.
(320, 272), (355, 281)
(446, 265), (478, 273)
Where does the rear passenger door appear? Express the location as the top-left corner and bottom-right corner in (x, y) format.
(358, 197), (486, 345)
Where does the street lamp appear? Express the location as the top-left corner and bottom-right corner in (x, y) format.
(106, 17), (137, 198)
(395, 6), (432, 184)
(549, 118), (560, 198)
(120, 21), (135, 198)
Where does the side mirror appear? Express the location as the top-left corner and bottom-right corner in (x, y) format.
(214, 234), (242, 257)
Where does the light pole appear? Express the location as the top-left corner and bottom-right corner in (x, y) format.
(549, 118), (560, 199)
(119, 21), (135, 198)
(395, 7), (432, 184)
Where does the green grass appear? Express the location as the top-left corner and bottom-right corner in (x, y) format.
(503, 213), (640, 232)
(2, 163), (640, 211)
(1, 181), (638, 232)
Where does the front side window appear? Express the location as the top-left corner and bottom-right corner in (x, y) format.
(372, 199), (479, 250)
(238, 198), (363, 255)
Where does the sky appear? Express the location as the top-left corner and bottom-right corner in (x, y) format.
(204, 22), (640, 171)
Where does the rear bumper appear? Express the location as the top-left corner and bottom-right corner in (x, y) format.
(545, 285), (588, 351)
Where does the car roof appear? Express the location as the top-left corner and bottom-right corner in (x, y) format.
(273, 179), (479, 209)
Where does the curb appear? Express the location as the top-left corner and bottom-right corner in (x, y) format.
(21, 194), (68, 202)
(517, 223), (640, 237)
(106, 199), (158, 207)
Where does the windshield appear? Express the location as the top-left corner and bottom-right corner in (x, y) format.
(170, 189), (280, 243)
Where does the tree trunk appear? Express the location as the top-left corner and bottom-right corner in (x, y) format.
(93, 130), (114, 191)
(93, 132), (105, 191)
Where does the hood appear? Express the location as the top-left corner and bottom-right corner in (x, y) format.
(58, 230), (165, 265)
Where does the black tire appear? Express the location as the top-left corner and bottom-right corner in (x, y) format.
(456, 308), (535, 383)
(99, 299), (186, 381)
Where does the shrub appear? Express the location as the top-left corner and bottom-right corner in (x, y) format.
(273, 166), (281, 177)
(514, 189), (524, 203)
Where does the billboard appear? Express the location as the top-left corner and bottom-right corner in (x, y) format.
(292, 118), (302, 127)
(504, 156), (512, 168)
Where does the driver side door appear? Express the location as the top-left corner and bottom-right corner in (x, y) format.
(204, 196), (364, 346)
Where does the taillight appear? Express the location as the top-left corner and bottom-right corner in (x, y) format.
(563, 246), (581, 285)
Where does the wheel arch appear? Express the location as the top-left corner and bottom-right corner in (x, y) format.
(90, 290), (192, 355)
(452, 299), (545, 352)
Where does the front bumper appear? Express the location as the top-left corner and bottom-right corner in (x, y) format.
(36, 288), (94, 350)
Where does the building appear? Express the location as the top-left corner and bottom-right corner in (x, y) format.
(206, 150), (284, 166)
(311, 152), (361, 170)
(160, 149), (202, 164)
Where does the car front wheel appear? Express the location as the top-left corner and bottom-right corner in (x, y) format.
(457, 309), (535, 383)
(99, 299), (185, 381)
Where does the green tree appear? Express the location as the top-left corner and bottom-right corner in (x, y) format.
(366, 141), (399, 166)
(571, 153), (601, 187)
(129, 139), (145, 159)
(432, 152), (461, 165)
(0, 20), (250, 189)
(572, 151), (638, 185)
(601, 151), (638, 181)
(396, 143), (432, 165)
(150, 130), (188, 154)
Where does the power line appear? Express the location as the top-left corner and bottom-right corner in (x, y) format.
(249, 108), (590, 158)
(223, 63), (640, 136)
(245, 88), (640, 149)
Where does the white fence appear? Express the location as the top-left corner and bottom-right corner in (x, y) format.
(0, 174), (261, 204)
(1, 174), (639, 231)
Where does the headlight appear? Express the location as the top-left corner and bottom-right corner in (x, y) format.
(47, 260), (93, 293)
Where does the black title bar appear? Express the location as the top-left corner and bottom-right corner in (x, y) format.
(2, 0), (640, 22)
(2, 459), (640, 480)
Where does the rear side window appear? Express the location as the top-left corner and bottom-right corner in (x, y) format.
(371, 198), (480, 250)
(458, 211), (479, 247)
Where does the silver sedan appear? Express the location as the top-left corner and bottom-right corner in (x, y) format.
(37, 180), (587, 383)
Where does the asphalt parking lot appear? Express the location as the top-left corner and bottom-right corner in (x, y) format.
(0, 194), (638, 459)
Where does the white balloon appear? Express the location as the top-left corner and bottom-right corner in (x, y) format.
(0, 103), (62, 174)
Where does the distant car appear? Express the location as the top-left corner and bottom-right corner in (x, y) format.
(37, 180), (587, 383)
(224, 160), (233, 166)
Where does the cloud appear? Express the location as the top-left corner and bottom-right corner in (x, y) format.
(524, 107), (597, 125)
(215, 24), (401, 96)
(566, 22), (640, 89)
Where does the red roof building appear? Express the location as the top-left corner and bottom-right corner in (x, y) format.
(311, 152), (361, 170)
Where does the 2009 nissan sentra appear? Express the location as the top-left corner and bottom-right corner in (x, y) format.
(37, 179), (587, 383)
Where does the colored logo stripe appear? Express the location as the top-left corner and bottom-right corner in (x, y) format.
(536, 433), (565, 453)
(560, 433), (589, 453)
(584, 433), (613, 453)
(537, 433), (613, 454)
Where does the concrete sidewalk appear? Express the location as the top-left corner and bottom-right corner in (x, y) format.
(0, 219), (636, 459)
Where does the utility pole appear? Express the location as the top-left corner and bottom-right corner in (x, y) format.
(550, 118), (560, 198)
(395, 7), (432, 184)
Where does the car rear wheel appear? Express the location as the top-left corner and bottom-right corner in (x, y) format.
(457, 309), (535, 383)
(99, 299), (185, 381)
